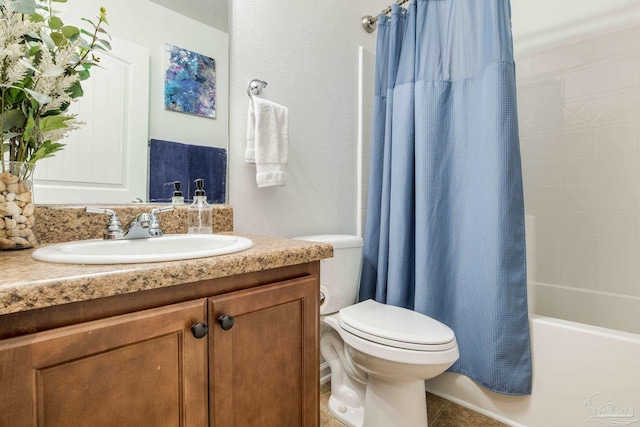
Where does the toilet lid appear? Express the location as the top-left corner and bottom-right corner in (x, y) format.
(338, 300), (456, 351)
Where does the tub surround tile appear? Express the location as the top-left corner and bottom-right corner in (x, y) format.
(519, 25), (640, 313)
(0, 234), (333, 316)
(33, 204), (234, 244)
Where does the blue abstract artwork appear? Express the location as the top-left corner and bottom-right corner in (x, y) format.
(164, 44), (216, 119)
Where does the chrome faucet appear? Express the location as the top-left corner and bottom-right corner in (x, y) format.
(85, 206), (174, 240)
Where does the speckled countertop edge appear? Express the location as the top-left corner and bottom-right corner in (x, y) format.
(0, 234), (333, 316)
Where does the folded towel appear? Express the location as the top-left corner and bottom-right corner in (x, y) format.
(149, 139), (190, 202)
(189, 144), (227, 203)
(246, 96), (289, 187)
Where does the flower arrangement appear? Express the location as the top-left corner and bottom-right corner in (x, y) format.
(1, 0), (110, 168)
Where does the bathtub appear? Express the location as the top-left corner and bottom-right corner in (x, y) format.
(425, 282), (640, 426)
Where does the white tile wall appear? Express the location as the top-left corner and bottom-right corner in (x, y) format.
(518, 24), (640, 299)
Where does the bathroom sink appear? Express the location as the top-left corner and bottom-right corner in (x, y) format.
(31, 234), (253, 265)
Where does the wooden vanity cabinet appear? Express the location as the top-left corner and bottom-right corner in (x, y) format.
(0, 264), (320, 427)
(0, 299), (209, 426)
(209, 276), (319, 427)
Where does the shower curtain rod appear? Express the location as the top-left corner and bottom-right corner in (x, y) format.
(362, 0), (410, 33)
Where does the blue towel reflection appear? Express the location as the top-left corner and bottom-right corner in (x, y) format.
(149, 139), (226, 203)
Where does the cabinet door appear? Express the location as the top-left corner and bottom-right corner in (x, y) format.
(0, 299), (208, 426)
(209, 276), (320, 427)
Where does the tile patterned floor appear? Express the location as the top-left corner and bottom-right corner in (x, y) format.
(320, 382), (507, 427)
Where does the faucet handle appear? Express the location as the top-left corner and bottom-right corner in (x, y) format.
(85, 207), (125, 240)
(85, 207), (117, 216)
(150, 206), (174, 217)
(148, 206), (174, 237)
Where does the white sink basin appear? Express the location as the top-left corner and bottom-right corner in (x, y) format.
(32, 234), (253, 264)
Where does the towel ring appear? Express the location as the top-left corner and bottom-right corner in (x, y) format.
(247, 79), (267, 97)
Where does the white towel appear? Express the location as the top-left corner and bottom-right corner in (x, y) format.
(246, 96), (289, 187)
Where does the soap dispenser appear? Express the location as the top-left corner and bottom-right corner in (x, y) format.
(187, 179), (213, 234)
(171, 181), (184, 205)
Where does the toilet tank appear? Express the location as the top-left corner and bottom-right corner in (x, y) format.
(294, 235), (363, 314)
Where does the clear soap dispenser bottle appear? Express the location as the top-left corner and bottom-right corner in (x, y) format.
(171, 181), (184, 205)
(187, 179), (213, 234)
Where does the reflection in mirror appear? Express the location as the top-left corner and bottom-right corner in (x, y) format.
(33, 0), (229, 205)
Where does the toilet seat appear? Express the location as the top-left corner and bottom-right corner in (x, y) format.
(339, 300), (456, 351)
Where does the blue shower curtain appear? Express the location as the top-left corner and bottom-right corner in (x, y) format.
(359, 0), (532, 395)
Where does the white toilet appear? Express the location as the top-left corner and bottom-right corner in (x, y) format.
(295, 235), (459, 427)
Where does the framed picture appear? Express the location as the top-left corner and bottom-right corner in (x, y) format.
(164, 43), (216, 119)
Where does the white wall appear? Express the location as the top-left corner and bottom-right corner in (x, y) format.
(58, 0), (228, 149)
(228, 0), (389, 237)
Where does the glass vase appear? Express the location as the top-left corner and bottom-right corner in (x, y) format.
(0, 161), (37, 250)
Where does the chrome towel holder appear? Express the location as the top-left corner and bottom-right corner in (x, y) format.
(247, 79), (267, 97)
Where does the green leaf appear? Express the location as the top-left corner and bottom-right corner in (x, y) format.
(24, 88), (52, 104)
(50, 31), (66, 46)
(18, 58), (38, 74)
(48, 16), (63, 30)
(29, 13), (45, 23)
(99, 8), (109, 25)
(98, 39), (111, 50)
(21, 112), (36, 144)
(61, 25), (80, 39)
(4, 87), (26, 105)
(39, 115), (73, 133)
(9, 0), (36, 14)
(77, 69), (90, 81)
(69, 80), (83, 98)
(27, 44), (41, 56)
(80, 17), (97, 29)
(3, 110), (26, 131)
(77, 38), (90, 49)
(3, 132), (22, 141)
(39, 29), (55, 49)
(51, 0), (68, 2)
(28, 141), (66, 164)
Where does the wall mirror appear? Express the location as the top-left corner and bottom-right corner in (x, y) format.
(33, 0), (229, 204)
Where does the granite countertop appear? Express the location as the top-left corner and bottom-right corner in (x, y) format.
(0, 234), (333, 316)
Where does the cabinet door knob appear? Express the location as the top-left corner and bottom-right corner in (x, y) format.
(191, 323), (209, 339)
(218, 315), (235, 330)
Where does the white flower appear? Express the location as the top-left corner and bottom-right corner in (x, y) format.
(1, 1), (110, 164)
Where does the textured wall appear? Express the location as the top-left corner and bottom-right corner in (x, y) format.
(228, 0), (388, 237)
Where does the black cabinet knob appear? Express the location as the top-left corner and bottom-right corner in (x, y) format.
(191, 323), (209, 339)
(218, 315), (235, 330)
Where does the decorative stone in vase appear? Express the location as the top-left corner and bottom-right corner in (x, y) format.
(0, 162), (37, 250)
